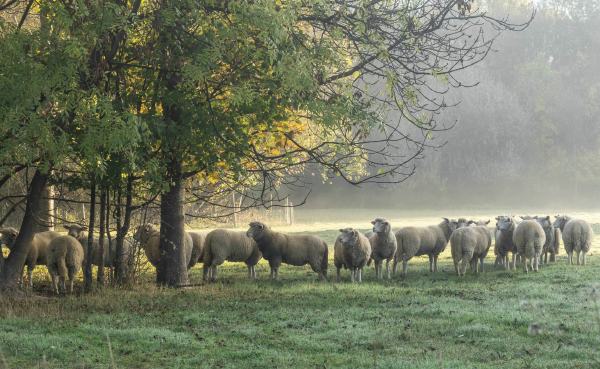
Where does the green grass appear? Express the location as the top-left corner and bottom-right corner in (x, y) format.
(1, 227), (600, 369)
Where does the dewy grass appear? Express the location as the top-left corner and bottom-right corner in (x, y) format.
(0, 224), (599, 369)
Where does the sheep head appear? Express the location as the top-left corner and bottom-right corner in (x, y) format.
(0, 227), (18, 249)
(553, 215), (570, 231)
(63, 224), (87, 238)
(370, 218), (390, 234)
(338, 228), (359, 245)
(247, 221), (268, 240)
(134, 223), (158, 242)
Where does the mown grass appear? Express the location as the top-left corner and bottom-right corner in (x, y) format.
(1, 226), (599, 369)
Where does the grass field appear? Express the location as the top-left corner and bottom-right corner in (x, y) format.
(1, 210), (600, 369)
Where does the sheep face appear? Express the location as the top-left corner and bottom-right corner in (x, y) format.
(134, 224), (157, 243)
(496, 216), (514, 232)
(247, 221), (268, 240)
(63, 224), (86, 238)
(0, 227), (18, 249)
(338, 228), (359, 245)
(553, 215), (570, 231)
(370, 218), (390, 234)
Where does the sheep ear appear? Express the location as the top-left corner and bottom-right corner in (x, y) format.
(370, 221), (375, 225)
(81, 226), (87, 231)
(63, 225), (71, 230)
(339, 229), (344, 233)
(442, 217), (449, 223)
(485, 220), (490, 225)
(545, 216), (550, 221)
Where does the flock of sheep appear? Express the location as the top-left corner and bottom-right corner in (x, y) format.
(0, 214), (593, 293)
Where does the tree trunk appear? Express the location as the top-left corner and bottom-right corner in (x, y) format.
(33, 184), (54, 232)
(97, 188), (106, 285)
(115, 175), (133, 285)
(156, 157), (188, 287)
(84, 179), (96, 292)
(0, 169), (48, 289)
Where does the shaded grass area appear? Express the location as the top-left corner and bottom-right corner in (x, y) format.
(1, 228), (600, 369)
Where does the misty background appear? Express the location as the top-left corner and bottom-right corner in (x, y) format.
(300, 1), (600, 211)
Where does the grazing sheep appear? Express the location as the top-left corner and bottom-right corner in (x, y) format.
(246, 221), (328, 280)
(494, 216), (519, 270)
(513, 220), (546, 273)
(202, 229), (261, 282)
(334, 228), (371, 282)
(450, 225), (492, 276)
(554, 215), (593, 265)
(46, 235), (84, 294)
(367, 218), (397, 280)
(133, 224), (193, 269)
(531, 216), (560, 264)
(0, 227), (61, 287)
(188, 231), (208, 269)
(393, 218), (459, 276)
(63, 224), (132, 269)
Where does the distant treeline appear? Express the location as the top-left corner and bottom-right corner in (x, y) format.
(305, 1), (600, 209)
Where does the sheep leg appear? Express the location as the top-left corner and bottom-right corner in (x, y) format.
(27, 266), (34, 289)
(51, 275), (58, 294)
(460, 257), (469, 276)
(385, 260), (391, 279)
(60, 276), (66, 294)
(428, 255), (434, 273)
(350, 269), (355, 283)
(453, 259), (459, 276)
(210, 266), (218, 282)
(576, 251), (581, 265)
(69, 279), (74, 294)
(202, 265), (210, 282)
(392, 254), (399, 275)
(433, 255), (439, 272)
(543, 251), (548, 265)
(523, 257), (529, 274)
(582, 252), (587, 265)
(480, 257), (484, 273)
(402, 259), (408, 277)
(336, 267), (341, 282)
(550, 252), (556, 262)
(511, 253), (517, 270)
(568, 252), (573, 265)
(357, 268), (363, 283)
(533, 255), (539, 272)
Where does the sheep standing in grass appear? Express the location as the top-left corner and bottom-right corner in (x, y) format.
(0, 227), (60, 287)
(133, 224), (193, 268)
(46, 235), (84, 294)
(202, 229), (261, 282)
(367, 218), (397, 280)
(334, 228), (371, 282)
(513, 220), (546, 273)
(393, 218), (459, 276)
(554, 215), (593, 265)
(451, 225), (492, 276)
(63, 224), (132, 270)
(494, 216), (519, 270)
(532, 216), (560, 264)
(246, 221), (328, 280)
(188, 231), (208, 269)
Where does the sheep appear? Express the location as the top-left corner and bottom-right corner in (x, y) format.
(366, 218), (397, 279)
(246, 221), (328, 280)
(450, 225), (492, 276)
(513, 219), (546, 273)
(494, 216), (519, 270)
(133, 224), (193, 269)
(188, 231), (208, 269)
(334, 228), (371, 282)
(0, 227), (61, 287)
(63, 224), (132, 269)
(202, 229), (261, 282)
(46, 235), (84, 294)
(554, 215), (593, 265)
(393, 218), (459, 276)
(531, 216), (560, 264)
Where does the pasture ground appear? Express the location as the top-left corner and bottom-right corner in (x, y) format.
(1, 210), (600, 369)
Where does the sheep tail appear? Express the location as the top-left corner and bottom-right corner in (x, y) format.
(56, 255), (68, 279)
(321, 242), (328, 277)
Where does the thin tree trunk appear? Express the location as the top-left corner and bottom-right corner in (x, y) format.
(97, 187), (106, 285)
(156, 157), (188, 287)
(0, 169), (48, 290)
(115, 175), (133, 285)
(84, 179), (96, 293)
(33, 184), (54, 232)
(105, 188), (113, 283)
